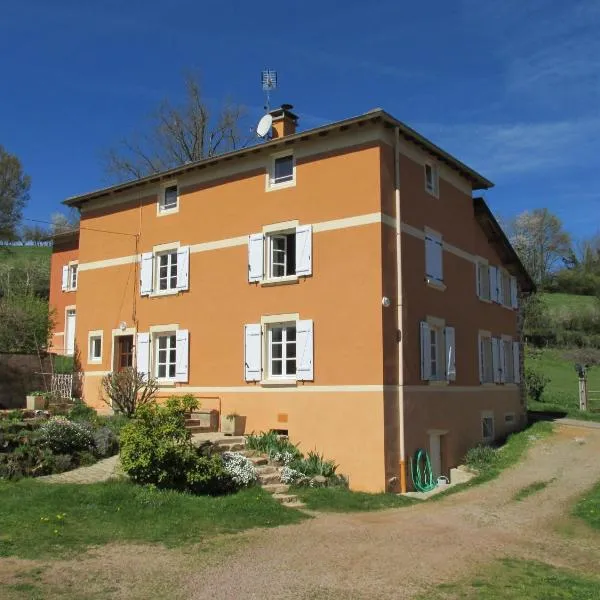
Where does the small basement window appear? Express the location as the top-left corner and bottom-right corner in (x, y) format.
(270, 154), (295, 187)
(482, 412), (495, 443)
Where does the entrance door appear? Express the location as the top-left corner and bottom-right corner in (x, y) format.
(65, 309), (76, 355)
(115, 335), (134, 371)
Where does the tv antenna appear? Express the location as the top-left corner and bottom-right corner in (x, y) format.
(261, 68), (277, 112)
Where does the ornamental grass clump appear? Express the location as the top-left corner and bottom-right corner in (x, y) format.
(39, 417), (94, 455)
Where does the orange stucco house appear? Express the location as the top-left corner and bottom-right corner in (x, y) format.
(49, 106), (533, 492)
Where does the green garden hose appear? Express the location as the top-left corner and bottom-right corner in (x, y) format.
(410, 448), (437, 492)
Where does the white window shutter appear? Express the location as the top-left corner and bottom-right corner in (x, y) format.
(497, 270), (504, 305)
(478, 334), (483, 383)
(140, 252), (154, 296)
(499, 340), (506, 383)
(295, 225), (312, 277)
(61, 266), (69, 291)
(425, 236), (443, 282)
(513, 341), (521, 384)
(244, 323), (262, 381)
(296, 319), (314, 381)
(510, 276), (518, 309)
(492, 337), (501, 383)
(444, 326), (456, 381)
(248, 233), (264, 283)
(176, 246), (190, 291)
(488, 266), (498, 302)
(175, 329), (189, 382)
(420, 321), (431, 381)
(136, 332), (150, 380)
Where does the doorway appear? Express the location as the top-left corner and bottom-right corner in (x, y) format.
(428, 429), (448, 479)
(115, 335), (134, 371)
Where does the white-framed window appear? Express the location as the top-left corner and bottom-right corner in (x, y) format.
(425, 231), (443, 285)
(159, 184), (179, 213)
(267, 323), (297, 378)
(140, 246), (190, 296)
(156, 250), (178, 292)
(482, 411), (495, 443)
(424, 163), (439, 197)
(155, 333), (177, 380)
(248, 225), (312, 283)
(244, 318), (313, 383)
(267, 152), (295, 189)
(502, 338), (514, 383)
(88, 331), (103, 363)
(502, 271), (511, 306)
(476, 262), (491, 301)
(61, 263), (78, 292)
(479, 332), (494, 384)
(420, 320), (456, 382)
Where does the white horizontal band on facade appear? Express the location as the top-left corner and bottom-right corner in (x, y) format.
(400, 223), (477, 264)
(77, 212), (398, 272)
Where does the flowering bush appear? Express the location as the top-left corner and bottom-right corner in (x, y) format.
(272, 451), (296, 466)
(280, 466), (305, 484)
(221, 452), (257, 486)
(39, 417), (94, 454)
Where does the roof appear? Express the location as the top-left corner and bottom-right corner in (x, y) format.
(473, 197), (535, 294)
(64, 109), (493, 208)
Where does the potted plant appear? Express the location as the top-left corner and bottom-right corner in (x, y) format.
(221, 412), (246, 436)
(26, 391), (47, 411)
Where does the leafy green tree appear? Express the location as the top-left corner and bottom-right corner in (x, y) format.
(0, 293), (54, 353)
(0, 145), (30, 242)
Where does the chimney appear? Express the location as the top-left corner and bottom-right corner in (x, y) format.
(269, 104), (298, 138)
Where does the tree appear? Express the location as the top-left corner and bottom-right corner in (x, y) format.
(508, 209), (571, 286)
(50, 210), (79, 235)
(21, 224), (51, 246)
(104, 75), (246, 182)
(0, 145), (30, 242)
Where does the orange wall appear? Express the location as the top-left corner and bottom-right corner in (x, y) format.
(49, 240), (78, 354)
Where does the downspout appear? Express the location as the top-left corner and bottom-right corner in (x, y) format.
(394, 127), (407, 493)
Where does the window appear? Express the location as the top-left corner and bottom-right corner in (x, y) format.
(248, 225), (312, 283)
(140, 246), (189, 296)
(420, 321), (456, 382)
(267, 153), (295, 189)
(502, 271), (511, 306)
(268, 323), (297, 378)
(479, 334), (494, 383)
(89, 333), (102, 362)
(70, 265), (78, 290)
(157, 251), (178, 291)
(155, 333), (177, 380)
(160, 185), (178, 212)
(424, 163), (439, 197)
(482, 412), (495, 443)
(505, 413), (516, 424)
(425, 231), (443, 285)
(477, 263), (491, 300)
(502, 339), (514, 383)
(61, 264), (78, 291)
(244, 318), (314, 382)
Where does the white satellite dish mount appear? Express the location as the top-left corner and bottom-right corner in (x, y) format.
(256, 68), (278, 139)
(256, 114), (273, 139)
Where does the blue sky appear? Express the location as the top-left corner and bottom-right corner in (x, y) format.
(2, 0), (598, 239)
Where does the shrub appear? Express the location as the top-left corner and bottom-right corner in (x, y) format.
(525, 367), (549, 402)
(92, 426), (119, 457)
(100, 368), (159, 417)
(464, 444), (498, 472)
(39, 417), (94, 454)
(68, 400), (97, 423)
(246, 431), (301, 460)
(119, 395), (234, 494)
(221, 451), (257, 487)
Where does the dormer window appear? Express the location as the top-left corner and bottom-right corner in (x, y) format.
(159, 184), (179, 213)
(267, 153), (295, 189)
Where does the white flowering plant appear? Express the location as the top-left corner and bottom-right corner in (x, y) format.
(39, 416), (95, 454)
(280, 466), (305, 484)
(221, 451), (257, 487)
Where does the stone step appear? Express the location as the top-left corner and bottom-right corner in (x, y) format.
(187, 426), (210, 434)
(258, 472), (281, 485)
(285, 501), (306, 509)
(214, 437), (246, 446)
(262, 483), (290, 495)
(272, 493), (299, 504)
(255, 465), (279, 475)
(248, 456), (268, 466)
(185, 419), (202, 426)
(217, 443), (245, 452)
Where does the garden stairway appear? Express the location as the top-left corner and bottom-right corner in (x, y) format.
(212, 437), (305, 509)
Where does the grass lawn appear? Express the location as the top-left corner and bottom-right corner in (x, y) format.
(0, 244), (51, 263)
(0, 479), (307, 559)
(573, 480), (600, 530)
(421, 558), (600, 599)
(513, 478), (555, 502)
(293, 486), (418, 512)
(526, 347), (600, 421)
(541, 292), (599, 314)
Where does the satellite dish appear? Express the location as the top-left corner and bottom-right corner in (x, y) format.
(256, 114), (273, 138)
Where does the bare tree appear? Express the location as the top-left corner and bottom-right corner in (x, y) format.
(104, 76), (246, 182)
(507, 208), (571, 286)
(101, 369), (159, 417)
(21, 224), (51, 246)
(50, 210), (80, 235)
(0, 145), (30, 243)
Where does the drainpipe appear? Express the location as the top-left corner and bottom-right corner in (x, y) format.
(394, 127), (407, 493)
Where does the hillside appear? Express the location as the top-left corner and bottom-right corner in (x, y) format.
(541, 292), (599, 314)
(0, 244), (51, 264)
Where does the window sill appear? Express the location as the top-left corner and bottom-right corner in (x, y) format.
(478, 297), (492, 304)
(266, 180), (296, 192)
(148, 289), (180, 298)
(87, 359), (102, 365)
(425, 188), (439, 199)
(481, 382), (497, 387)
(157, 206), (179, 217)
(425, 278), (446, 292)
(428, 379), (449, 386)
(260, 275), (299, 287)
(260, 379), (297, 387)
(157, 379), (176, 387)
(63, 288), (77, 293)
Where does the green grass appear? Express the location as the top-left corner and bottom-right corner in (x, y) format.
(573, 480), (600, 530)
(513, 478), (556, 502)
(421, 558), (600, 599)
(541, 292), (599, 314)
(0, 244), (51, 262)
(526, 347), (600, 421)
(0, 480), (307, 559)
(293, 486), (418, 512)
